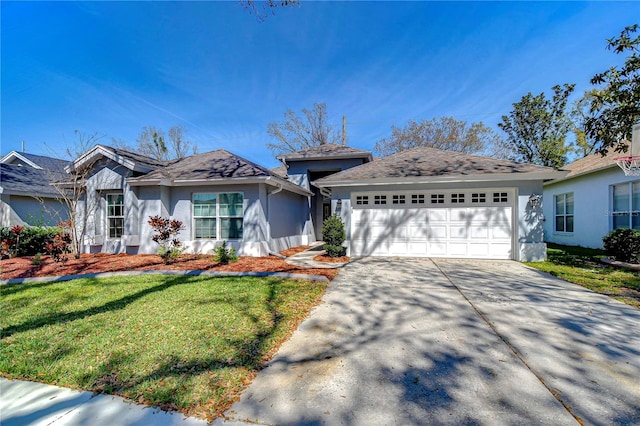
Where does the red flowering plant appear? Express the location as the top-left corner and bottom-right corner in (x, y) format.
(148, 216), (185, 263)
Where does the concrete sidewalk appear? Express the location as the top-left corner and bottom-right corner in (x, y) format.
(284, 243), (348, 269)
(0, 378), (210, 426)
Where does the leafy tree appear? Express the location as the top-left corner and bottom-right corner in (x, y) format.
(136, 125), (196, 160)
(374, 116), (511, 158)
(267, 102), (340, 155)
(571, 91), (600, 158)
(498, 84), (575, 168)
(585, 24), (640, 156)
(241, 0), (298, 21)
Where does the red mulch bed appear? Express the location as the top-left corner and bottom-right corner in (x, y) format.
(313, 254), (350, 263)
(279, 246), (310, 257)
(0, 253), (339, 281)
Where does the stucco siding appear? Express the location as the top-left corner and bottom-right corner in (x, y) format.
(0, 195), (65, 227)
(543, 167), (638, 249)
(267, 187), (310, 250)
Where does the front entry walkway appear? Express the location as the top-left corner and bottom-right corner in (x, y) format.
(218, 258), (640, 425)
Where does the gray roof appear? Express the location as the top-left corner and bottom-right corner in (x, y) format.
(276, 143), (372, 161)
(14, 152), (69, 173)
(99, 145), (168, 169)
(270, 164), (288, 177)
(0, 164), (64, 197)
(129, 149), (285, 182)
(316, 147), (559, 184)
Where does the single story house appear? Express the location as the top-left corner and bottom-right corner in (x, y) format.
(71, 143), (564, 261)
(0, 151), (69, 227)
(542, 124), (640, 249)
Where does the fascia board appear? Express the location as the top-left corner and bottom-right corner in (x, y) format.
(67, 145), (138, 173)
(315, 171), (569, 188)
(276, 153), (372, 162)
(127, 176), (313, 196)
(543, 164), (618, 186)
(0, 152), (43, 169)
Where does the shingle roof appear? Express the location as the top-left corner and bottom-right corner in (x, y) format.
(270, 164), (288, 177)
(276, 143), (372, 161)
(100, 145), (168, 169)
(12, 152), (70, 173)
(316, 147), (559, 184)
(558, 148), (621, 179)
(129, 149), (280, 182)
(0, 164), (64, 196)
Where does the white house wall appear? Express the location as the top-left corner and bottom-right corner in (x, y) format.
(543, 167), (637, 249)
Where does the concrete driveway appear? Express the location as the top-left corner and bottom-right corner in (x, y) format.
(219, 258), (640, 426)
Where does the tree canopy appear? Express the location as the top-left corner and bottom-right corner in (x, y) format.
(374, 116), (511, 159)
(134, 125), (196, 160)
(584, 24), (640, 156)
(498, 84), (575, 168)
(267, 102), (340, 155)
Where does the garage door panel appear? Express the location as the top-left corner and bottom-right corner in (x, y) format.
(351, 202), (513, 260)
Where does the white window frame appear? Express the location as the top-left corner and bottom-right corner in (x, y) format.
(106, 193), (124, 239)
(611, 181), (640, 230)
(554, 192), (574, 234)
(193, 192), (244, 240)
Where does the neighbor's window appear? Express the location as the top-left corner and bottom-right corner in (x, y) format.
(612, 182), (640, 230)
(554, 193), (574, 233)
(193, 192), (244, 239)
(107, 194), (124, 238)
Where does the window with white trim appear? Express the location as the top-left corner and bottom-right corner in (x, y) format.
(431, 194), (444, 204)
(356, 195), (369, 205)
(411, 194), (425, 204)
(374, 195), (387, 205)
(554, 193), (574, 233)
(107, 194), (124, 238)
(612, 182), (640, 230)
(493, 192), (508, 203)
(392, 194), (406, 204)
(193, 192), (244, 239)
(451, 193), (465, 204)
(471, 193), (486, 203)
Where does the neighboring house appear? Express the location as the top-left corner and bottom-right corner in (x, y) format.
(542, 125), (640, 249)
(71, 143), (564, 261)
(0, 151), (69, 227)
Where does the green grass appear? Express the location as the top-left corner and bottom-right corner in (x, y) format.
(525, 243), (640, 308)
(0, 275), (327, 420)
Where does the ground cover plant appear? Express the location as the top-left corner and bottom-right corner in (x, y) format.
(525, 243), (640, 308)
(0, 275), (327, 420)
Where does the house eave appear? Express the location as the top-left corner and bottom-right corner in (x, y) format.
(0, 151), (43, 169)
(543, 164), (619, 186)
(127, 176), (313, 196)
(67, 145), (155, 174)
(276, 152), (373, 162)
(315, 171), (569, 188)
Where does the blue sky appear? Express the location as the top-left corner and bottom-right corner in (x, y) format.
(1, 1), (637, 167)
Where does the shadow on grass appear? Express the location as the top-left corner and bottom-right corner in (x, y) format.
(1, 276), (185, 338)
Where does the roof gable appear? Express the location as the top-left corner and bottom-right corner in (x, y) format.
(316, 147), (566, 186)
(276, 143), (372, 162)
(68, 145), (165, 174)
(1, 151), (69, 172)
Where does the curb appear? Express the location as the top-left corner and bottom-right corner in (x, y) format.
(1, 270), (330, 285)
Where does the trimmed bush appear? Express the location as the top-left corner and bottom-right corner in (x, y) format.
(322, 214), (346, 257)
(602, 228), (640, 263)
(0, 226), (63, 258)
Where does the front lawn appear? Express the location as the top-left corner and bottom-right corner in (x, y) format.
(526, 243), (640, 308)
(0, 275), (327, 420)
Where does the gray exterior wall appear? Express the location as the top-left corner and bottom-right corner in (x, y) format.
(81, 170), (311, 256)
(330, 179), (546, 262)
(0, 194), (66, 227)
(285, 158), (368, 190)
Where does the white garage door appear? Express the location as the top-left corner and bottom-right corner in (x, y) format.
(350, 190), (514, 259)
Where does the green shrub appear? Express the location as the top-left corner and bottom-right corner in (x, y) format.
(213, 241), (238, 264)
(602, 228), (640, 263)
(322, 214), (346, 257)
(0, 225), (63, 258)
